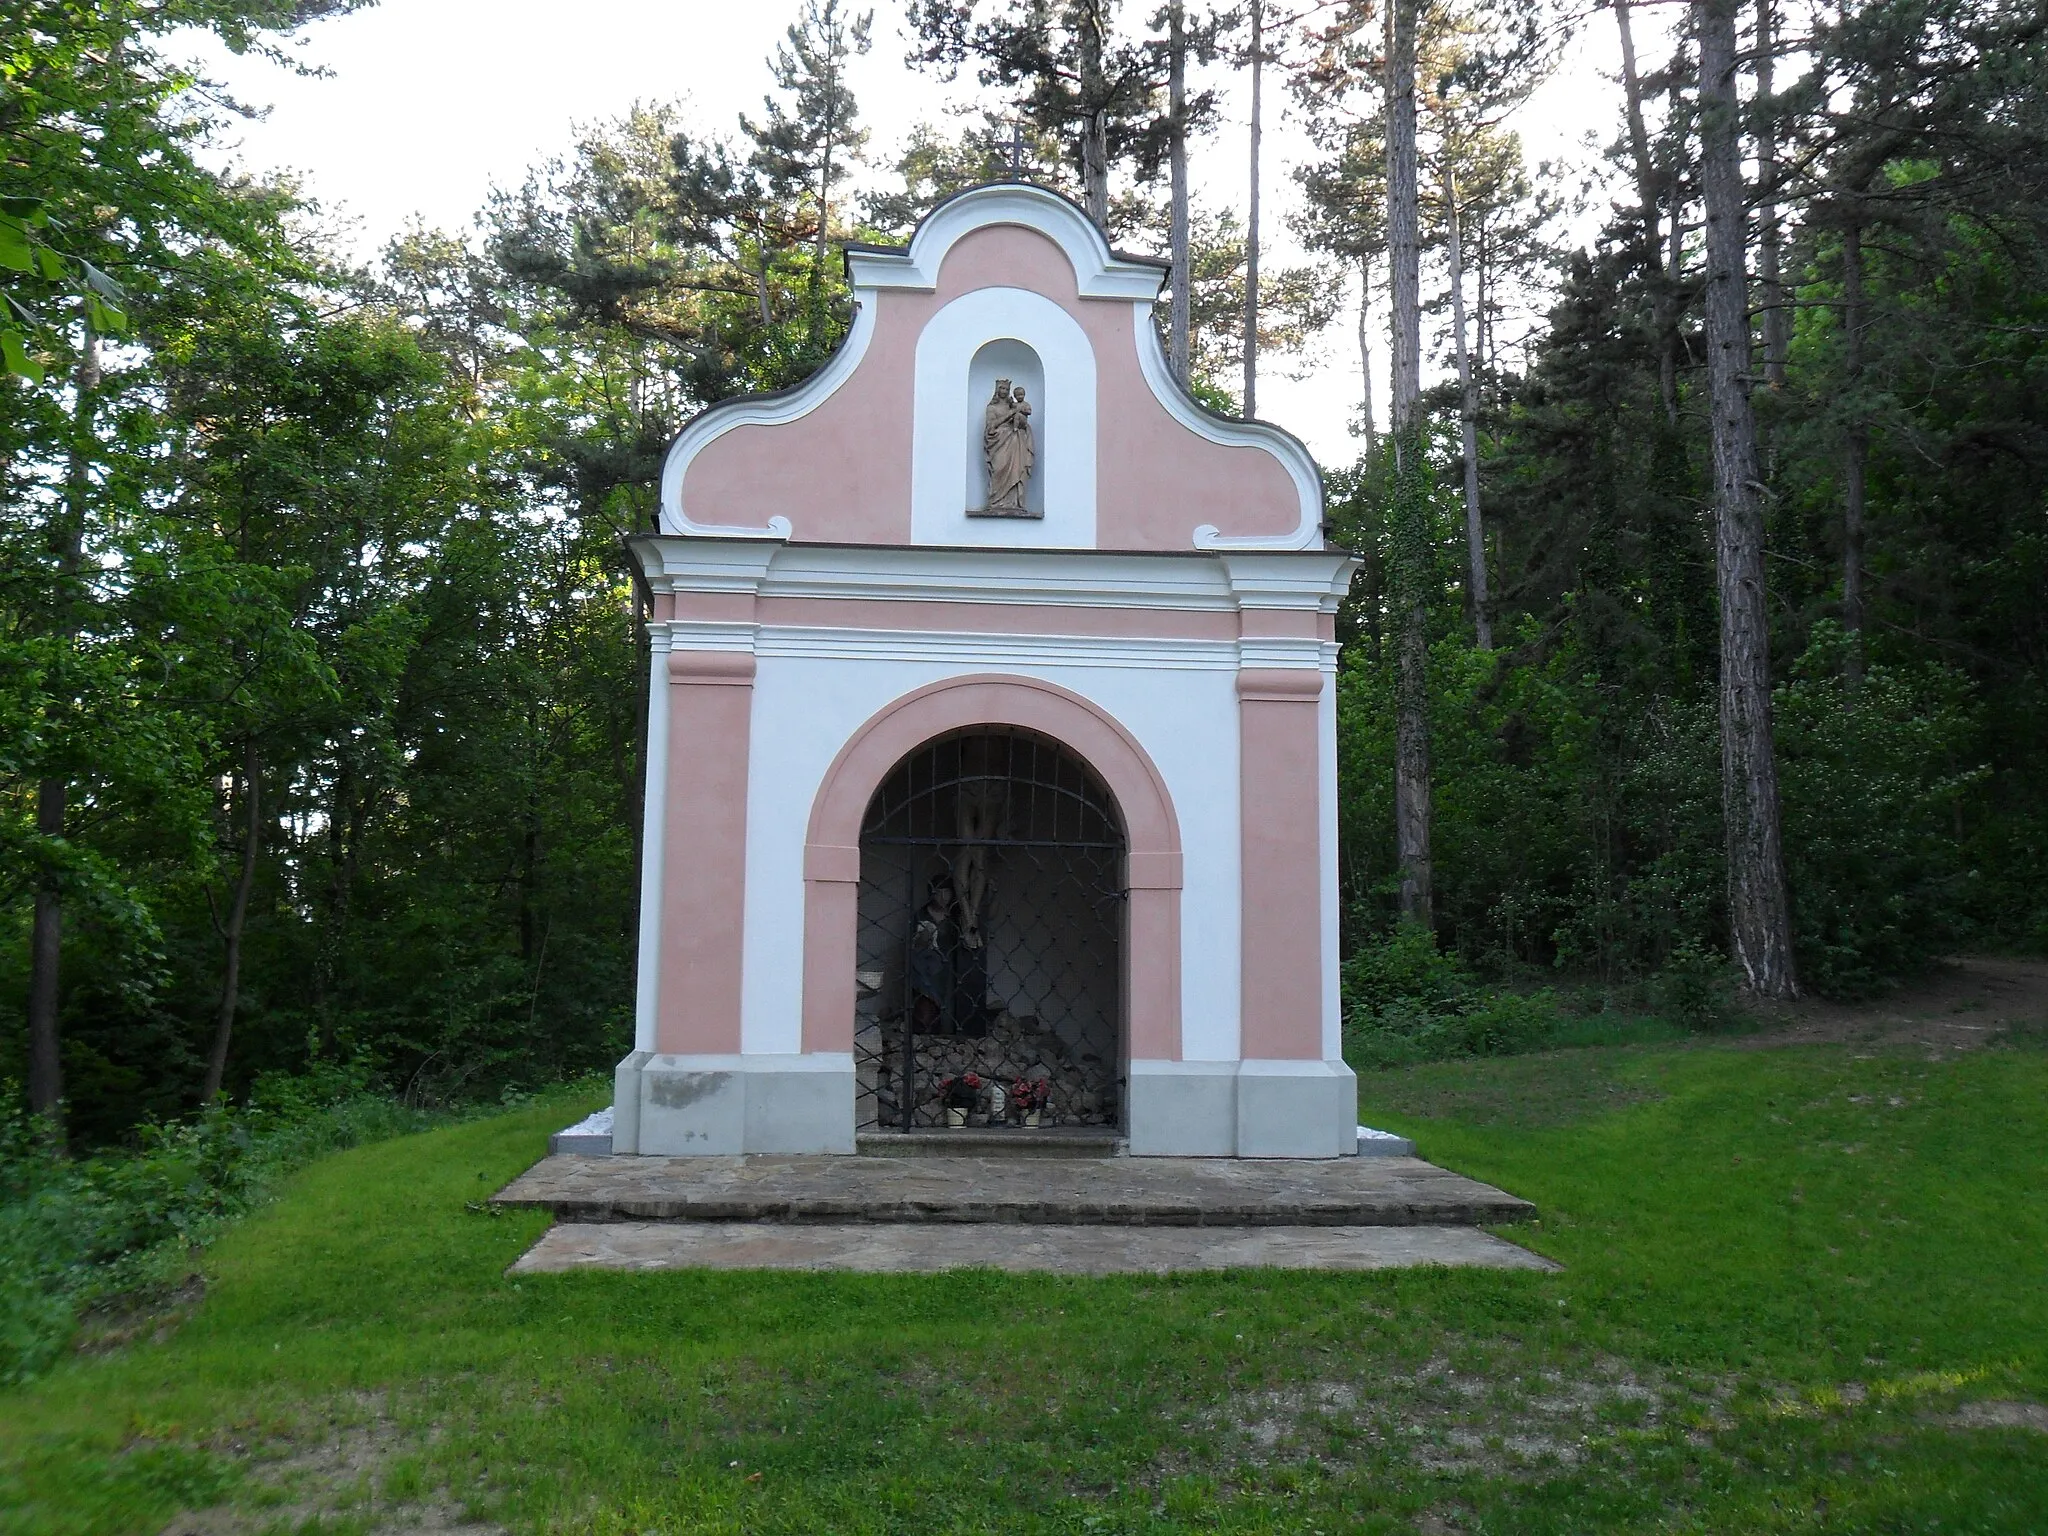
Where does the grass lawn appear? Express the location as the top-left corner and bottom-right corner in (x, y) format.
(3, 1036), (2045, 1535)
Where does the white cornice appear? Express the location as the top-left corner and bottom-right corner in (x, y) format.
(655, 618), (1239, 672)
(846, 184), (1165, 301)
(1220, 551), (1362, 613)
(632, 540), (1360, 617)
(636, 538), (1240, 612)
(1237, 635), (1327, 671)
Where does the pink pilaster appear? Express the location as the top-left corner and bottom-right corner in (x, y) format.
(657, 649), (755, 1054)
(1236, 668), (1325, 1059)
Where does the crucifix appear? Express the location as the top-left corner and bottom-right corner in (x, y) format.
(1007, 120), (1026, 180)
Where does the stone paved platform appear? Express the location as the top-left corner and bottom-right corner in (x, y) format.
(511, 1220), (1557, 1275)
(492, 1153), (1534, 1227)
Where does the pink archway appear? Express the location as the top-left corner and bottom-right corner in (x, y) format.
(801, 674), (1183, 1063)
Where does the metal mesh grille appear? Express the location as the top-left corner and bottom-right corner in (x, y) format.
(854, 729), (1126, 1132)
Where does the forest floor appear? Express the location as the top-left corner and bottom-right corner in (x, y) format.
(1737, 954), (2048, 1053)
(3, 974), (2046, 1535)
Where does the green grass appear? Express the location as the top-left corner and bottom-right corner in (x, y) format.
(3, 1039), (2046, 1535)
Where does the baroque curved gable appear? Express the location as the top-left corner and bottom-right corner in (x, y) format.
(660, 182), (1325, 552)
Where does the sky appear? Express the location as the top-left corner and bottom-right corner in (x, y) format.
(176, 0), (1645, 465)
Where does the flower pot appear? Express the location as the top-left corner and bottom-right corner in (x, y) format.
(1024, 1110), (1041, 1128)
(946, 1107), (968, 1128)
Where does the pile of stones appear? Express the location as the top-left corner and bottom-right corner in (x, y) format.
(855, 1007), (1119, 1128)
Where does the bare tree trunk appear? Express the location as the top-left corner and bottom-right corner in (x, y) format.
(1664, 49), (1689, 425)
(1756, 0), (1788, 387)
(1168, 0), (1192, 385)
(1242, 0), (1264, 418)
(27, 779), (66, 1127)
(1698, 0), (1797, 999)
(1387, 0), (1432, 926)
(1615, 0), (1680, 426)
(815, 136), (834, 275)
(1841, 216), (1867, 680)
(1612, 0), (1660, 242)
(1445, 167), (1491, 649)
(26, 326), (102, 1131)
(1357, 252), (1377, 455)
(1079, 9), (1111, 225)
(202, 740), (262, 1104)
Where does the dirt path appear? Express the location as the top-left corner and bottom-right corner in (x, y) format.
(1739, 956), (2048, 1053)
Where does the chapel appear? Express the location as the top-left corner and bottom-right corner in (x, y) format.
(612, 181), (1360, 1158)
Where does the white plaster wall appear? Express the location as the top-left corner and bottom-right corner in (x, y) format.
(632, 626), (671, 1054)
(911, 287), (1097, 549)
(738, 649), (1243, 1062)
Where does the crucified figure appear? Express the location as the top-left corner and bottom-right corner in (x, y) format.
(953, 738), (1008, 950)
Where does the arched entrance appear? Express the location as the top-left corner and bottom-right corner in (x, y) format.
(854, 729), (1126, 1131)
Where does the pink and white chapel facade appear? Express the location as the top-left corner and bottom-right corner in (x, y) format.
(613, 183), (1361, 1159)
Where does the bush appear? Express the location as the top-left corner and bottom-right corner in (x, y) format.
(1776, 626), (1985, 998)
(1651, 938), (1737, 1029)
(1340, 925), (1568, 1069)
(0, 1069), (448, 1384)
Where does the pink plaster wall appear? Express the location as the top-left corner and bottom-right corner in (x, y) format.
(1234, 669), (1325, 1059)
(657, 651), (755, 1054)
(800, 674), (1183, 1060)
(679, 223), (1302, 550)
(754, 595), (1237, 640)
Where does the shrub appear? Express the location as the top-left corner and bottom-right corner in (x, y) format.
(1651, 938), (1737, 1029)
(1340, 924), (1567, 1069)
(0, 1069), (451, 1385)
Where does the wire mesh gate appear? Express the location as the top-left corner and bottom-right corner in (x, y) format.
(854, 729), (1127, 1131)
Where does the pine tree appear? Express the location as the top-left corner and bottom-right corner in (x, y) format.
(743, 0), (875, 276)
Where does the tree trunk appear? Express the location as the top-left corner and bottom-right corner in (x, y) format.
(27, 778), (66, 1128)
(1698, 0), (1797, 998)
(26, 326), (102, 1130)
(1079, 10), (1111, 225)
(815, 136), (834, 276)
(1168, 0), (1192, 385)
(1614, 0), (1680, 425)
(1756, 0), (1788, 387)
(1387, 0), (1432, 926)
(1242, 0), (1264, 418)
(1445, 167), (1491, 649)
(1663, 48), (1688, 426)
(1357, 252), (1377, 456)
(202, 740), (263, 1104)
(1841, 216), (1867, 680)
(1612, 0), (1660, 244)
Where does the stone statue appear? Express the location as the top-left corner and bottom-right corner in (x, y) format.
(980, 378), (1037, 516)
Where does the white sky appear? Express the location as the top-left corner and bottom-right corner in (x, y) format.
(178, 0), (1644, 465)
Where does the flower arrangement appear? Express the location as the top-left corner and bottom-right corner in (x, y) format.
(1008, 1077), (1050, 1119)
(935, 1073), (984, 1110)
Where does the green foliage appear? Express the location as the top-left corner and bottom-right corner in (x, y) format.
(1649, 938), (1737, 1030)
(0, 1067), (454, 1384)
(1775, 625), (1985, 997)
(1340, 922), (1569, 1068)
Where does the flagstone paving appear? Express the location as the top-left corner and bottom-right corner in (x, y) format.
(492, 1152), (1535, 1228)
(510, 1219), (1558, 1275)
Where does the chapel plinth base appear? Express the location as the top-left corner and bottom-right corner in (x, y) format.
(613, 1052), (857, 1157)
(1126, 1058), (1358, 1158)
(612, 1052), (1357, 1158)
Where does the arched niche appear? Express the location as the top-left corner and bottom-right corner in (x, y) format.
(910, 286), (1097, 548)
(966, 338), (1047, 517)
